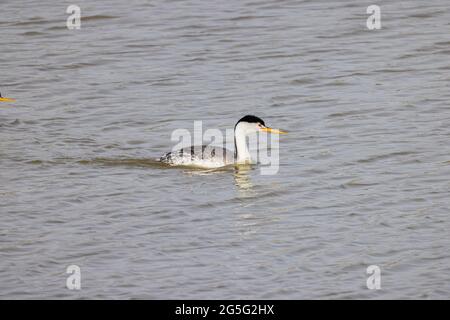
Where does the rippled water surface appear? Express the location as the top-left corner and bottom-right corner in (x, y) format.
(1, 0), (450, 299)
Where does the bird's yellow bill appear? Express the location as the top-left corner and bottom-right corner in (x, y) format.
(260, 127), (288, 134)
(0, 97), (15, 102)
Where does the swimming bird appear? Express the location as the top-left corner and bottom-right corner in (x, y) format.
(0, 92), (15, 102)
(159, 115), (287, 168)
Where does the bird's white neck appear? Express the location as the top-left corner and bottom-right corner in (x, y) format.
(234, 125), (252, 163)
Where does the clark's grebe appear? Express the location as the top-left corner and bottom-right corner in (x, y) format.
(159, 115), (287, 168)
(0, 92), (15, 102)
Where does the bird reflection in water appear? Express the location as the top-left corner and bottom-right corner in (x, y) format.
(233, 164), (256, 197)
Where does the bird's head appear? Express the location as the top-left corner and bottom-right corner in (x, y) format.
(234, 115), (287, 135)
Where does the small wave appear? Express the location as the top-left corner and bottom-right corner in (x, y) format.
(22, 157), (163, 168)
(78, 157), (236, 174)
(21, 31), (46, 36)
(76, 157), (165, 168)
(341, 179), (379, 188)
(82, 15), (118, 22)
(11, 18), (55, 26)
(357, 151), (418, 163)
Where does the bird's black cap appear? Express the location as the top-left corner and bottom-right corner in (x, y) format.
(236, 115), (265, 127)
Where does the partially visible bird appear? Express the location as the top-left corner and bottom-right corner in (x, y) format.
(0, 92), (15, 102)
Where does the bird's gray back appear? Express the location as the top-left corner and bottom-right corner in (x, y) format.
(159, 145), (234, 167)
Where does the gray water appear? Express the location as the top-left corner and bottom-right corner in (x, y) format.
(1, 0), (450, 299)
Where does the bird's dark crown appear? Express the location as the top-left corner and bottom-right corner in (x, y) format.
(235, 115), (265, 128)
